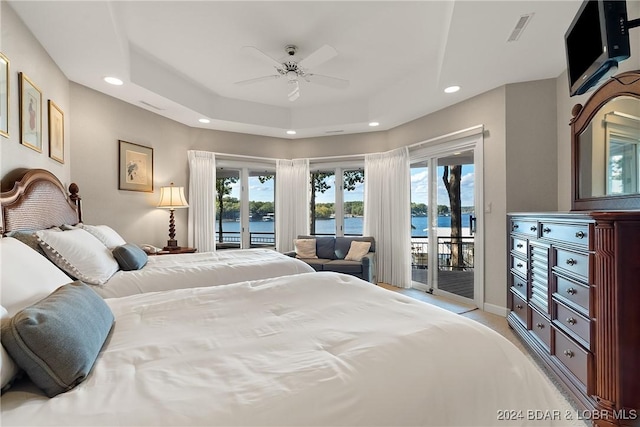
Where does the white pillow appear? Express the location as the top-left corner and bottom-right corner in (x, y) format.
(81, 224), (126, 249)
(1, 305), (19, 391)
(344, 241), (372, 262)
(294, 239), (317, 259)
(36, 229), (120, 285)
(0, 237), (71, 316)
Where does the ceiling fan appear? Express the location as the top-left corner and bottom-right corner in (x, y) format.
(235, 44), (349, 102)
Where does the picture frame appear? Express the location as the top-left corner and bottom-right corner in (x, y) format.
(0, 52), (9, 138)
(19, 72), (42, 152)
(119, 140), (154, 192)
(48, 100), (64, 163)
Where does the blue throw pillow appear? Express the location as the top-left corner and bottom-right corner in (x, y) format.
(112, 243), (148, 271)
(0, 282), (114, 397)
(315, 237), (336, 259)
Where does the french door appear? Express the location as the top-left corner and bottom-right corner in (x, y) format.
(410, 132), (484, 307)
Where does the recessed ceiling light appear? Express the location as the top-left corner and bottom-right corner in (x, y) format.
(104, 76), (123, 86)
(198, 118), (210, 124)
(369, 121), (380, 127)
(444, 85), (460, 94)
(286, 130), (296, 135)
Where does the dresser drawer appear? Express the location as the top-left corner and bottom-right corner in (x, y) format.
(554, 274), (590, 316)
(531, 307), (551, 352)
(510, 291), (528, 327)
(511, 237), (528, 256)
(511, 219), (538, 237)
(554, 302), (591, 348)
(511, 255), (528, 278)
(553, 248), (589, 282)
(510, 273), (527, 300)
(553, 328), (588, 388)
(539, 221), (590, 247)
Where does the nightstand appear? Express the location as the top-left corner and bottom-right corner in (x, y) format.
(152, 247), (197, 255)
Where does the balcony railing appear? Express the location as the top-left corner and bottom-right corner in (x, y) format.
(216, 231), (275, 248)
(411, 236), (474, 271)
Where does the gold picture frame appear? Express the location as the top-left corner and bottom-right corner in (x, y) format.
(119, 140), (154, 192)
(48, 100), (64, 163)
(19, 72), (42, 152)
(0, 52), (9, 138)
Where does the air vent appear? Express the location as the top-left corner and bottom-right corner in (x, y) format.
(139, 100), (164, 110)
(325, 130), (344, 134)
(507, 13), (534, 42)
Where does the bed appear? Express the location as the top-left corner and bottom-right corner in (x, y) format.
(1, 168), (574, 426)
(0, 235), (573, 426)
(0, 168), (313, 300)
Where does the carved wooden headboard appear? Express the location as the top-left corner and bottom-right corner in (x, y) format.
(0, 169), (82, 235)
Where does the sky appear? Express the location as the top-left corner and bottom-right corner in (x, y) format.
(229, 165), (475, 207)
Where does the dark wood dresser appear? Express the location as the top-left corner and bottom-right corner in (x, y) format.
(507, 211), (640, 426)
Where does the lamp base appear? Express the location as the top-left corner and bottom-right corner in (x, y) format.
(164, 240), (181, 251)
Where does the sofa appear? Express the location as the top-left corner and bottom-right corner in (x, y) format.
(284, 235), (376, 283)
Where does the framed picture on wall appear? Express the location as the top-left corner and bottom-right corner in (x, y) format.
(48, 100), (64, 163)
(19, 72), (42, 152)
(119, 140), (154, 192)
(0, 52), (9, 138)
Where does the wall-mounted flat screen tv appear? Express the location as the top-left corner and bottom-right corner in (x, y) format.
(565, 0), (630, 96)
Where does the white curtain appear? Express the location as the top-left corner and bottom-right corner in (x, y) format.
(275, 159), (310, 253)
(363, 147), (412, 287)
(187, 150), (216, 252)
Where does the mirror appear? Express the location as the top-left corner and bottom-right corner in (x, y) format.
(571, 71), (640, 210)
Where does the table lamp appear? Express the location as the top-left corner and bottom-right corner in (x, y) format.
(157, 183), (189, 250)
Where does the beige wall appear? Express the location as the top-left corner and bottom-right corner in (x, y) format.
(0, 2), (70, 185)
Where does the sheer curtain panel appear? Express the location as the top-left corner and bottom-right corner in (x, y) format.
(363, 147), (412, 287)
(187, 151), (216, 252)
(275, 159), (310, 253)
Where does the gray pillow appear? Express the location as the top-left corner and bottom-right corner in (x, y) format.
(112, 243), (148, 271)
(0, 282), (114, 397)
(315, 237), (336, 259)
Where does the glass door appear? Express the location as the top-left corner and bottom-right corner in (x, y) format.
(435, 151), (475, 300)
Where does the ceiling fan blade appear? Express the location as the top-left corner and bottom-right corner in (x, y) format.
(298, 44), (338, 70)
(242, 46), (283, 69)
(288, 80), (300, 102)
(234, 75), (281, 86)
(306, 73), (349, 90)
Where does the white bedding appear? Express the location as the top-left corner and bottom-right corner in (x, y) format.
(2, 272), (572, 426)
(93, 248), (314, 298)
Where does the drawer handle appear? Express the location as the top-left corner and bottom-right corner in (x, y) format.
(566, 258), (577, 266)
(513, 224), (519, 230)
(563, 350), (574, 358)
(516, 282), (524, 287)
(566, 317), (577, 325)
(530, 225), (537, 232)
(516, 263), (524, 268)
(516, 243), (524, 248)
(543, 227), (551, 233)
(575, 231), (585, 239)
(536, 323), (545, 329)
(566, 287), (577, 295)
(515, 304), (523, 309)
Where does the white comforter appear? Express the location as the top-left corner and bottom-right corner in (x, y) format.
(93, 248), (314, 298)
(2, 272), (571, 426)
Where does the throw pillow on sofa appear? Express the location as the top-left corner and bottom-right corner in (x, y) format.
(294, 239), (317, 259)
(344, 241), (371, 262)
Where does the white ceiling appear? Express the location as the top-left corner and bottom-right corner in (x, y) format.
(9, 0), (584, 139)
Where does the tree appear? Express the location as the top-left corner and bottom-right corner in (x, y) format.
(216, 177), (238, 243)
(442, 165), (463, 269)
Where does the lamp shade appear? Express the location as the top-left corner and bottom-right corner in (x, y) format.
(157, 185), (188, 209)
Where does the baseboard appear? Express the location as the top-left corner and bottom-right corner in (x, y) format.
(483, 302), (508, 317)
